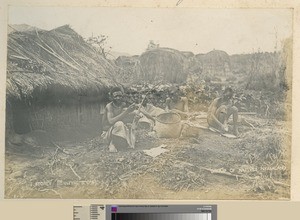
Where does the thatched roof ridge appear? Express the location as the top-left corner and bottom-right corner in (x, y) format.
(7, 25), (117, 101)
(8, 24), (43, 34)
(206, 49), (229, 57)
(146, 47), (184, 54)
(181, 51), (195, 58)
(196, 49), (230, 62)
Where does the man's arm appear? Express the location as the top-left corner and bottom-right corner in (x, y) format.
(208, 99), (226, 131)
(140, 108), (155, 122)
(165, 97), (171, 111)
(170, 97), (189, 114)
(106, 103), (135, 125)
(182, 97), (189, 112)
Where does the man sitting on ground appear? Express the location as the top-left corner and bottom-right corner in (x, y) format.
(207, 87), (239, 136)
(102, 88), (138, 152)
(138, 94), (165, 130)
(165, 87), (189, 119)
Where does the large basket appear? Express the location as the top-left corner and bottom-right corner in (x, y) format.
(155, 112), (182, 138)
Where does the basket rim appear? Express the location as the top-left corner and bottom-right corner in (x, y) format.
(155, 112), (181, 124)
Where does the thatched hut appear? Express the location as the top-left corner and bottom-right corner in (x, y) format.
(139, 48), (188, 83)
(6, 25), (117, 136)
(196, 50), (231, 76)
(115, 55), (139, 67)
(114, 55), (142, 85)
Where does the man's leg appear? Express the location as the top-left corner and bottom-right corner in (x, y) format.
(216, 105), (228, 124)
(108, 140), (118, 152)
(109, 135), (129, 152)
(207, 105), (228, 131)
(227, 106), (239, 136)
(102, 127), (118, 152)
(109, 121), (133, 152)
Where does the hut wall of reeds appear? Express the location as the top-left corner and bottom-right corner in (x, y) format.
(6, 25), (116, 135)
(139, 48), (188, 83)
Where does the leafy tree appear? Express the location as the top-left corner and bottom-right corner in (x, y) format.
(86, 35), (112, 59)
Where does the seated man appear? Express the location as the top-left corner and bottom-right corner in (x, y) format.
(138, 95), (165, 130)
(207, 87), (239, 136)
(102, 87), (138, 152)
(165, 88), (189, 119)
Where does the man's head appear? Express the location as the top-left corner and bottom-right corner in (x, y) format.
(223, 87), (234, 101)
(169, 91), (180, 101)
(110, 87), (123, 104)
(141, 94), (149, 107)
(169, 86), (181, 101)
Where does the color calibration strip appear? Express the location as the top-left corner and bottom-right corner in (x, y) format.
(73, 205), (105, 220)
(111, 213), (211, 220)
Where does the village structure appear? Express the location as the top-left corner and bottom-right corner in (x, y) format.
(5, 24), (292, 199)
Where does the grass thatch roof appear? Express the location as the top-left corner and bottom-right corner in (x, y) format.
(196, 49), (230, 64)
(181, 51), (195, 58)
(139, 47), (188, 83)
(7, 25), (117, 101)
(195, 49), (231, 76)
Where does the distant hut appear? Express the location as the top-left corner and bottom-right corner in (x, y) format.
(6, 25), (117, 137)
(196, 50), (231, 76)
(139, 48), (188, 83)
(115, 55), (139, 67)
(114, 55), (142, 85)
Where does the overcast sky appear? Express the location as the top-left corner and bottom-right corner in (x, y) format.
(9, 7), (293, 55)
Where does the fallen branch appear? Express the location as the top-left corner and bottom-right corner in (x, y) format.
(199, 166), (290, 188)
(241, 118), (255, 129)
(239, 112), (257, 115)
(51, 141), (73, 155)
(48, 147), (59, 175)
(67, 163), (81, 180)
(38, 188), (62, 199)
(265, 104), (270, 117)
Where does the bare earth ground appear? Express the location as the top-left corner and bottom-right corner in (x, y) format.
(5, 117), (290, 199)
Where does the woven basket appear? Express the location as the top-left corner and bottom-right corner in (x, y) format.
(155, 112), (182, 138)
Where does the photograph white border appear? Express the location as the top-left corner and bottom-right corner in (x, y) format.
(0, 0), (299, 217)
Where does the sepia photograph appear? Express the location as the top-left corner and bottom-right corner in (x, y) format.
(4, 7), (292, 199)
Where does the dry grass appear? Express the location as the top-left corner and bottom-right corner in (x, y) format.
(5, 118), (290, 199)
(234, 125), (290, 193)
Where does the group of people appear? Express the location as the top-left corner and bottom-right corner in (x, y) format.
(101, 86), (239, 152)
